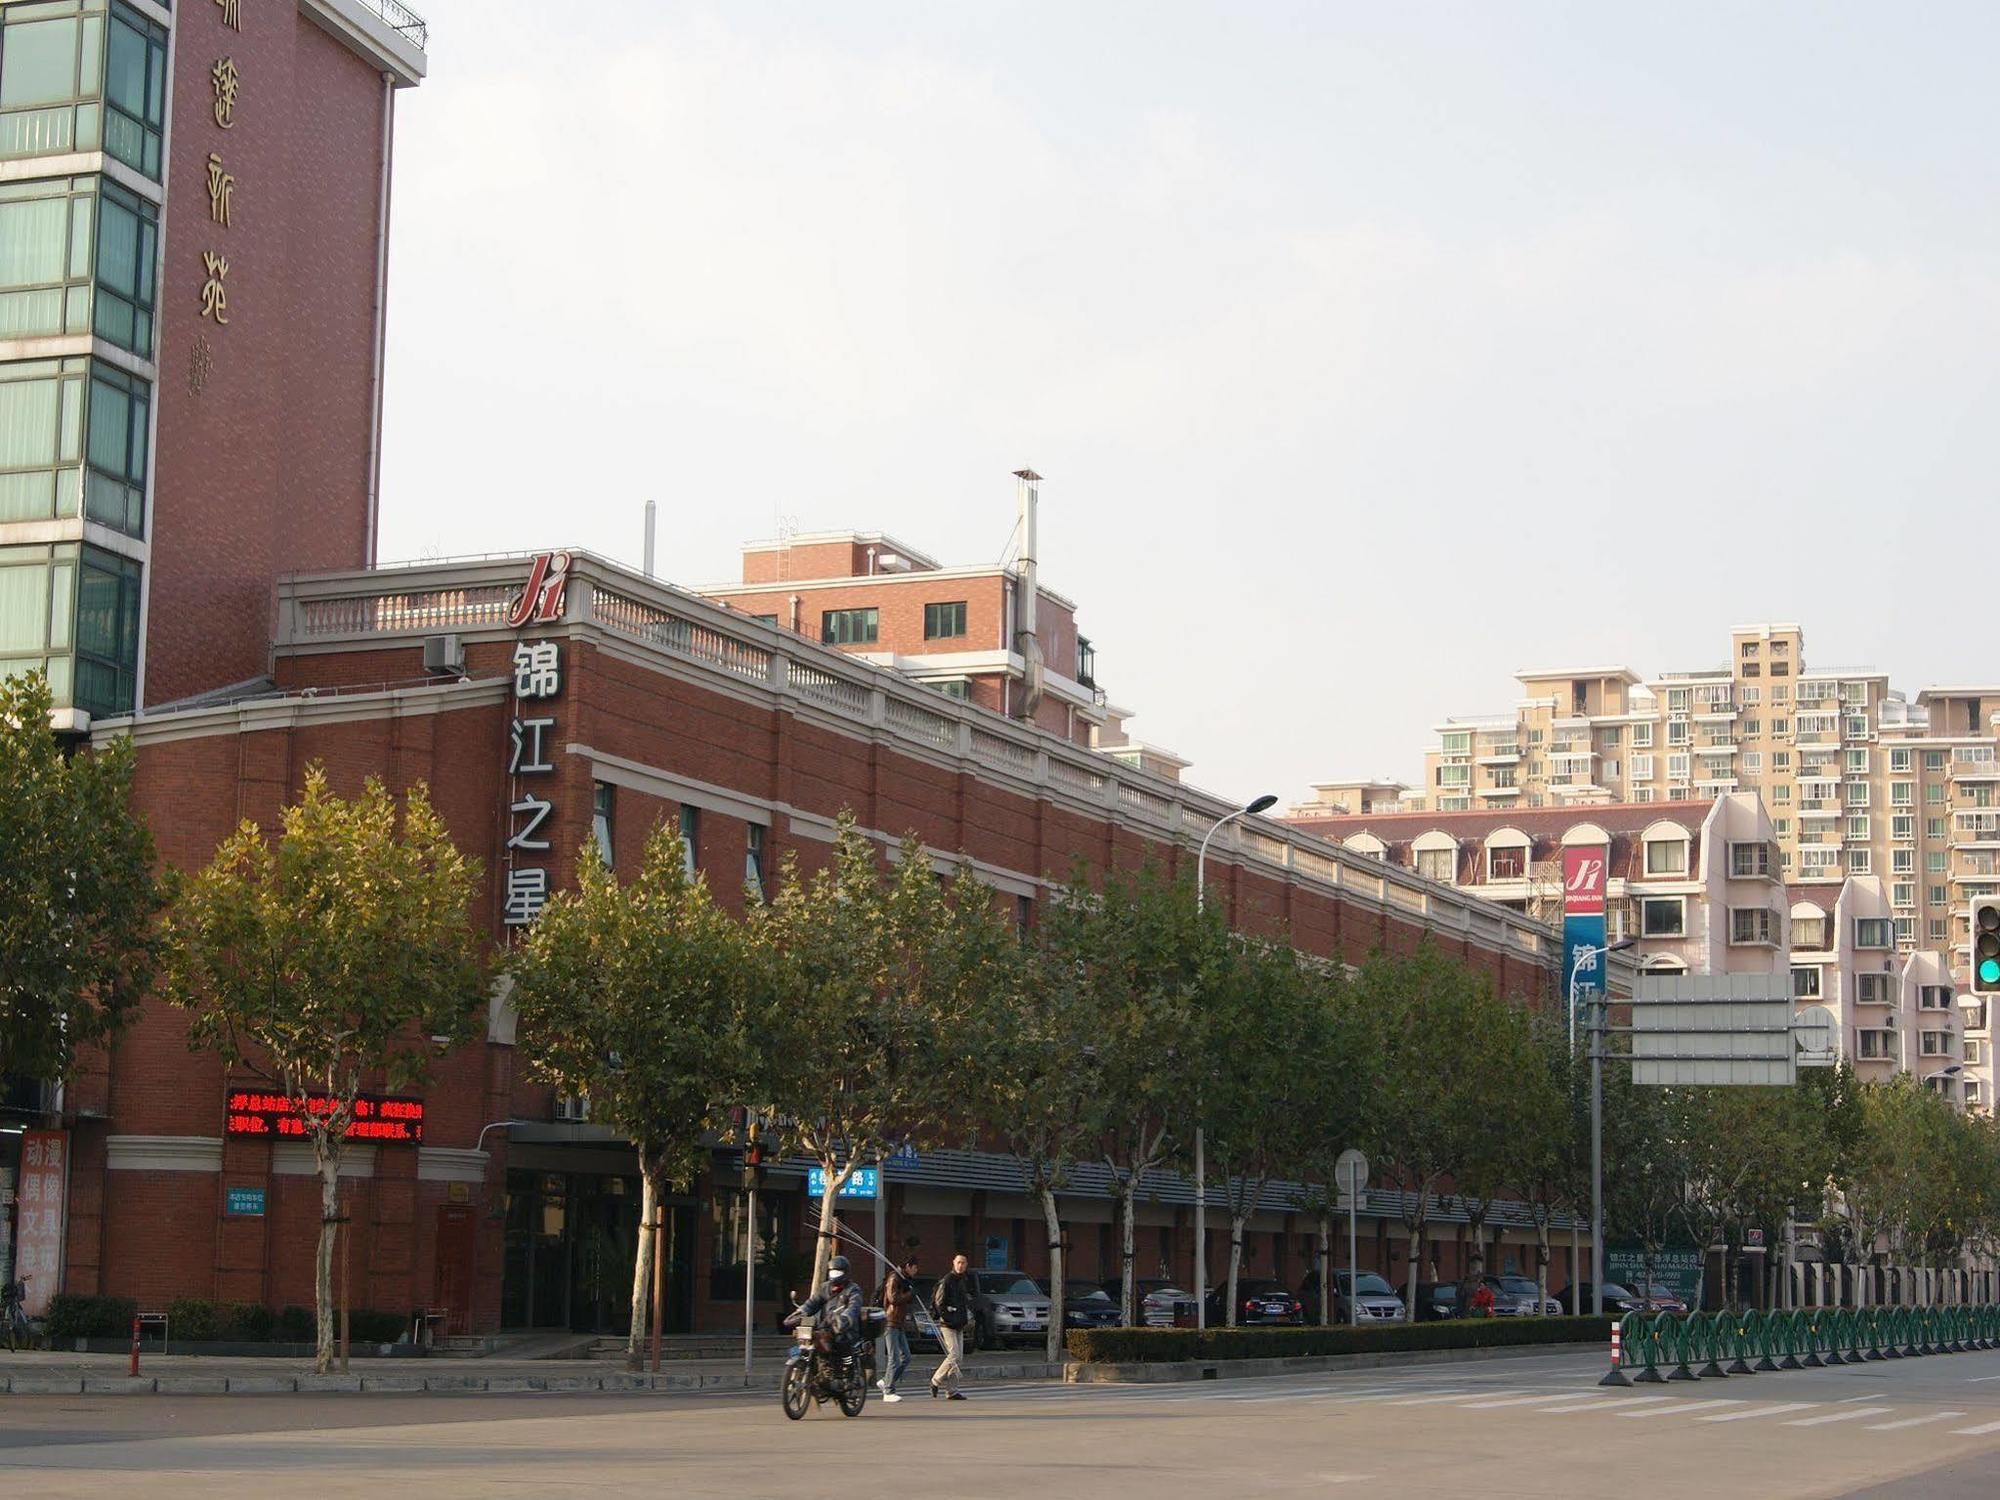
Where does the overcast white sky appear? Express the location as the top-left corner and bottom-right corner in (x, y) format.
(377, 2), (2000, 807)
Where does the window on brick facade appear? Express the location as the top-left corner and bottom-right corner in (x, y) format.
(746, 822), (765, 899)
(821, 607), (878, 645)
(678, 804), (700, 877)
(1640, 898), (1685, 937)
(591, 781), (614, 867)
(923, 600), (967, 640)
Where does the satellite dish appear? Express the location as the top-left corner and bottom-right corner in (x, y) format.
(1795, 1004), (1837, 1066)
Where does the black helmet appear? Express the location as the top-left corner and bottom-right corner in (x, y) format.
(828, 1256), (850, 1278)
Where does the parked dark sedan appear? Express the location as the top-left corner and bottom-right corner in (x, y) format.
(1413, 1281), (1462, 1321)
(1207, 1278), (1304, 1326)
(1040, 1279), (1122, 1330)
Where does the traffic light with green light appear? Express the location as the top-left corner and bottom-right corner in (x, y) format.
(1973, 899), (2000, 992)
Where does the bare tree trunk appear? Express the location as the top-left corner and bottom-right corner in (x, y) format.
(313, 1136), (342, 1376)
(1039, 1186), (1065, 1362)
(1226, 1213), (1246, 1328)
(626, 1167), (657, 1369)
(1404, 1213), (1425, 1316)
(1317, 1213), (1332, 1327)
(1535, 1226), (1550, 1316)
(810, 1163), (843, 1292)
(1118, 1179), (1139, 1326)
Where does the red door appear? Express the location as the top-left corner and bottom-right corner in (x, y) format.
(434, 1205), (476, 1335)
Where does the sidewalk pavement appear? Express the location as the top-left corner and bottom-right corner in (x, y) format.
(0, 1347), (1066, 1397)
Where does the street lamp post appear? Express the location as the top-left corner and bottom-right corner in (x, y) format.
(1582, 938), (1636, 1319)
(1192, 792), (1276, 1332)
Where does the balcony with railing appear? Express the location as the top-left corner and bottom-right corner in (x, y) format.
(360, 0), (430, 48)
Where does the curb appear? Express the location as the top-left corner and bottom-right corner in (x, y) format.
(1066, 1339), (1602, 1384)
(0, 1359), (1067, 1399)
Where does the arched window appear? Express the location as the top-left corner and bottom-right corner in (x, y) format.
(1484, 827), (1531, 881)
(1641, 820), (1692, 878)
(1343, 833), (1385, 861)
(1411, 829), (1459, 884)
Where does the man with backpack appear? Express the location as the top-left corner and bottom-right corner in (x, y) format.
(876, 1254), (919, 1403)
(929, 1252), (975, 1400)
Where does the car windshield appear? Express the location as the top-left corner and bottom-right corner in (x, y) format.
(1599, 1283), (1636, 1301)
(1347, 1274), (1395, 1296)
(981, 1275), (1041, 1296)
(1641, 1284), (1678, 1299)
(1430, 1285), (1459, 1300)
(1239, 1283), (1288, 1296)
(1498, 1278), (1538, 1294)
(1045, 1281), (1113, 1302)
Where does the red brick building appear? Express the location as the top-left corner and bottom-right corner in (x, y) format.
(0, 0), (426, 1320)
(47, 549), (1598, 1338)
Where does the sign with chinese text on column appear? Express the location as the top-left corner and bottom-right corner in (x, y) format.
(14, 1130), (68, 1318)
(1561, 845), (1608, 1027)
(503, 553), (570, 930)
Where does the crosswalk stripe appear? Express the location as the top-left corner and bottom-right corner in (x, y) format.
(1614, 1399), (1736, 1419)
(1864, 1412), (1965, 1431)
(1785, 1407), (1892, 1427)
(1380, 1391), (1483, 1407)
(1948, 1419), (2000, 1435)
(1461, 1393), (1593, 1409)
(1697, 1403), (1818, 1423)
(1533, 1399), (1635, 1414)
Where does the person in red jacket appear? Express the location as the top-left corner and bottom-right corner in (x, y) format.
(1469, 1279), (1497, 1319)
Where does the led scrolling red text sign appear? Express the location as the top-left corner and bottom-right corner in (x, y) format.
(224, 1090), (425, 1143)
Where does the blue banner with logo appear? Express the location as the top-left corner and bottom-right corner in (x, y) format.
(1561, 847), (1608, 1031)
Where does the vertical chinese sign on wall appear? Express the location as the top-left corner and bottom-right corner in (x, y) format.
(1562, 846), (1608, 1030)
(503, 553), (571, 931)
(193, 0), (245, 391)
(13, 1131), (69, 1318)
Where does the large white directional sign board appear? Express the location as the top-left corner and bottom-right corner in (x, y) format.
(1632, 972), (1796, 1086)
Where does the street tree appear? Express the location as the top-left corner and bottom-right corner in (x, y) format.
(972, 908), (1088, 1361)
(508, 826), (761, 1366)
(160, 768), (485, 1373)
(751, 816), (1000, 1291)
(1357, 947), (1516, 1314)
(1449, 995), (1542, 1285)
(1507, 1014), (1584, 1312)
(0, 671), (164, 1082)
(1202, 939), (1333, 1326)
(1290, 971), (1376, 1327)
(1041, 863), (1208, 1324)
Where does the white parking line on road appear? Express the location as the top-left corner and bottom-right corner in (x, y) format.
(1783, 1407), (1891, 1427)
(1614, 1399), (1736, 1419)
(1948, 1419), (2000, 1436)
(1863, 1412), (1965, 1432)
(1697, 1403), (1818, 1423)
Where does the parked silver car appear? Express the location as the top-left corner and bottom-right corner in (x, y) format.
(1331, 1270), (1408, 1323)
(968, 1271), (1053, 1348)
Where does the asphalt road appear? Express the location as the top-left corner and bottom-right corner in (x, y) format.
(3, 1348), (2000, 1498)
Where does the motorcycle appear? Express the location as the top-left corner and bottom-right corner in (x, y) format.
(2, 1277), (35, 1353)
(780, 1305), (885, 1420)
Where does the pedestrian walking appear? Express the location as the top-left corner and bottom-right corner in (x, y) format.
(877, 1254), (918, 1403)
(929, 1252), (975, 1400)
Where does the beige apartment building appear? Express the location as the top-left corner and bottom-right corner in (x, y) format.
(1293, 625), (1999, 1109)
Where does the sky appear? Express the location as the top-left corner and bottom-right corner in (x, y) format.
(376, 2), (2000, 808)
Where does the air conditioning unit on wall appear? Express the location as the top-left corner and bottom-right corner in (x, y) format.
(423, 634), (465, 677)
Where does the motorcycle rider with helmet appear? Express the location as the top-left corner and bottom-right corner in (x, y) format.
(784, 1255), (867, 1369)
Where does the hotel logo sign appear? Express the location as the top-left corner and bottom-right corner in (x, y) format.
(508, 551), (572, 629)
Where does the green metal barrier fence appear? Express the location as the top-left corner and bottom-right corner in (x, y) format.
(1602, 1302), (1998, 1383)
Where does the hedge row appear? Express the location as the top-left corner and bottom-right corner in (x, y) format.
(1066, 1316), (1615, 1363)
(44, 1295), (405, 1345)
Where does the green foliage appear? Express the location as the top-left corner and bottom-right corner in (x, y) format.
(43, 1294), (137, 1339)
(749, 816), (1013, 1285)
(1065, 1316), (1615, 1363)
(510, 825), (760, 1190)
(1352, 947), (1520, 1303)
(159, 765), (484, 1374)
(277, 1305), (316, 1342)
(160, 765), (487, 1112)
(0, 671), (164, 1081)
(1034, 862), (1210, 1318)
